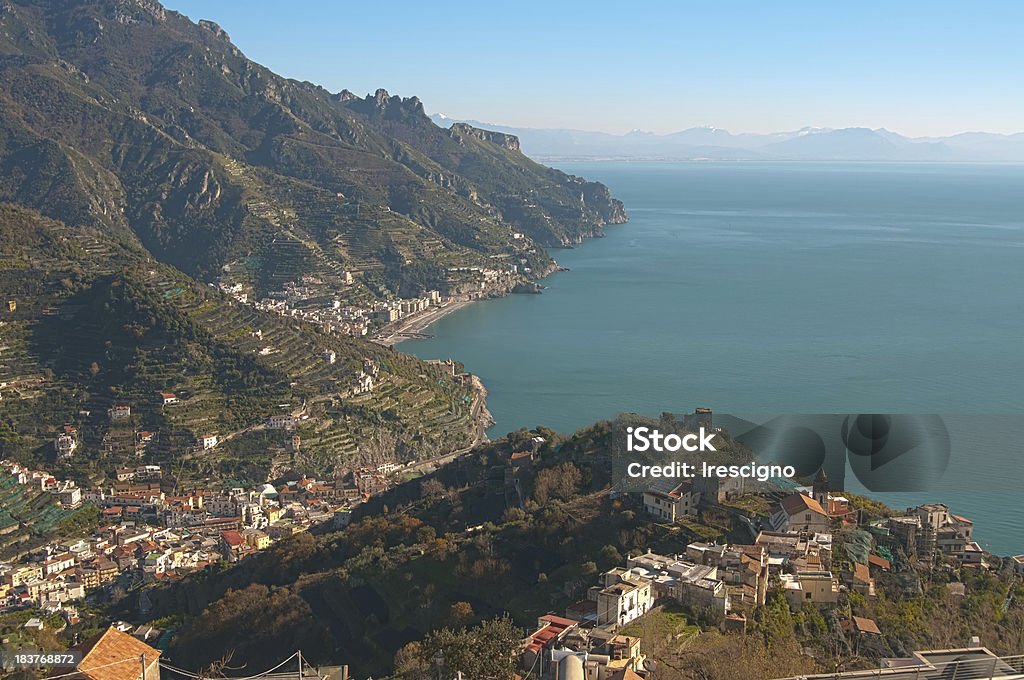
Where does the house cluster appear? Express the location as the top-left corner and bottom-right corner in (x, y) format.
(349, 358), (378, 396)
(0, 458), (405, 625)
(88, 476), (352, 537)
(877, 502), (982, 566)
(569, 540), (770, 632)
(3, 459), (85, 508)
(266, 404), (309, 430)
(522, 614), (648, 680)
(627, 434), (992, 661)
(256, 293), (373, 337)
(371, 291), (442, 324)
(519, 536), (838, 678)
(445, 265), (523, 296)
(252, 273), (444, 337)
(218, 280), (250, 304)
(0, 541), (89, 612)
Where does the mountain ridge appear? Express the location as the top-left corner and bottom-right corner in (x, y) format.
(430, 114), (1024, 162)
(0, 0), (624, 481)
(0, 0), (626, 291)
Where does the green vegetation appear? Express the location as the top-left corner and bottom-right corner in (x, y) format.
(0, 0), (627, 487)
(0, 203), (478, 483)
(0, 0), (624, 302)
(417, 616), (521, 680)
(0, 474), (92, 558)
(125, 421), (1024, 679)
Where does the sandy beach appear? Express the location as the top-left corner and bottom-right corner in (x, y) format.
(371, 297), (476, 346)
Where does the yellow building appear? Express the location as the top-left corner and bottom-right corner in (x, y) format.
(244, 529), (272, 550)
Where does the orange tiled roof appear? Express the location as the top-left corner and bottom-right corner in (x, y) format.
(852, 562), (872, 584)
(780, 492), (826, 517)
(62, 626), (160, 680)
(850, 615), (882, 635)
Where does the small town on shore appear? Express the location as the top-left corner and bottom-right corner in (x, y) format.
(2, 408), (1024, 679)
(219, 245), (543, 347)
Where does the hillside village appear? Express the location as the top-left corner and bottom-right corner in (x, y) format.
(3, 413), (1022, 680)
(244, 263), (531, 341)
(0, 455), (403, 623)
(509, 460), (1009, 679)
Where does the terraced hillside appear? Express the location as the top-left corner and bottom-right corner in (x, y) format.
(0, 0), (625, 300)
(0, 0), (627, 488)
(0, 204), (481, 484)
(0, 475), (99, 558)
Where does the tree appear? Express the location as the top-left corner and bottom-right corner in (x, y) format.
(421, 477), (446, 500)
(600, 544), (623, 566)
(421, 615), (521, 679)
(753, 593), (795, 648)
(393, 641), (428, 678)
(447, 601), (475, 628)
(532, 462), (582, 505)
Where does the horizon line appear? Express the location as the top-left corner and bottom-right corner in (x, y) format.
(427, 113), (1024, 141)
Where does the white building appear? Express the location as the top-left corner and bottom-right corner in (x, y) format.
(771, 492), (830, 534)
(780, 570), (840, 608)
(267, 414), (296, 430)
(595, 568), (653, 627)
(627, 551), (730, 614)
(642, 481), (700, 522)
(352, 371), (374, 395)
(108, 405), (132, 422)
(54, 432), (76, 458)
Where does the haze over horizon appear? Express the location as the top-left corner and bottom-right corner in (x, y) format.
(164, 0), (1024, 138)
(429, 117), (1024, 140)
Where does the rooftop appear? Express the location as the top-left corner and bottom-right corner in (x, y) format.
(774, 648), (1024, 680)
(60, 626), (160, 680)
(780, 492), (826, 517)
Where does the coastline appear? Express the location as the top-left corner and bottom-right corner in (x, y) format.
(371, 259), (571, 347)
(371, 297), (477, 347)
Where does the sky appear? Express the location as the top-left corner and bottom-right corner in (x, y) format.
(164, 1), (1024, 137)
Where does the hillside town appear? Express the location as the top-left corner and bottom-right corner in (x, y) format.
(3, 422), (1024, 680)
(233, 263), (527, 340)
(0, 457), (403, 616)
(505, 446), (1020, 680)
(525, 503), (983, 677)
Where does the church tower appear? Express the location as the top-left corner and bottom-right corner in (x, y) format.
(812, 467), (830, 508)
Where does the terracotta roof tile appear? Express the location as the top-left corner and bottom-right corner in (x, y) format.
(60, 627), (160, 680)
(781, 492), (826, 517)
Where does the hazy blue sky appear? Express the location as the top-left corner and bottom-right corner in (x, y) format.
(165, 1), (1023, 137)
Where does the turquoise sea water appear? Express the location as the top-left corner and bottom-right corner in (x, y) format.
(401, 162), (1024, 555)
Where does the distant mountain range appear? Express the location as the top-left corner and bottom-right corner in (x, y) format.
(431, 115), (1024, 162)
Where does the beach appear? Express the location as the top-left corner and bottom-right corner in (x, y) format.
(371, 297), (477, 346)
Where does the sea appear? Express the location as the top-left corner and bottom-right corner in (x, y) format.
(400, 161), (1024, 556)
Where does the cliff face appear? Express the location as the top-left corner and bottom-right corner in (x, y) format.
(342, 88), (627, 246)
(0, 0), (627, 281)
(448, 122), (521, 152)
